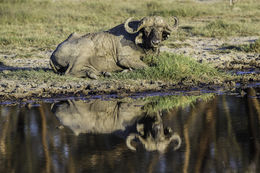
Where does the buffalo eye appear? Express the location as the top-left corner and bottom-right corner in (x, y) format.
(162, 32), (170, 40)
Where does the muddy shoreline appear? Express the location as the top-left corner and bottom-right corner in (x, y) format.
(0, 76), (258, 105)
(0, 36), (260, 104)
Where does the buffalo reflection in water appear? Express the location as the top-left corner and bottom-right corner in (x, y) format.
(51, 99), (181, 153)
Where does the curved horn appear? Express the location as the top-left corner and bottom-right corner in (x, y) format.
(124, 17), (146, 34)
(173, 17), (179, 28)
(126, 133), (137, 151)
(170, 133), (182, 150)
(166, 16), (179, 32)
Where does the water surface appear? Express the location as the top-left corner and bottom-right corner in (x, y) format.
(0, 89), (259, 173)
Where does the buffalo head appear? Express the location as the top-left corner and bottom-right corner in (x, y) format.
(124, 16), (178, 50)
(126, 112), (181, 153)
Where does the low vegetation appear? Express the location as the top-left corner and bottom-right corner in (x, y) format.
(0, 0), (259, 50)
(191, 20), (254, 37)
(112, 52), (229, 84)
(220, 39), (260, 53)
(247, 39), (260, 53)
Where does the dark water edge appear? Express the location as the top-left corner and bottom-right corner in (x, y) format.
(0, 88), (260, 173)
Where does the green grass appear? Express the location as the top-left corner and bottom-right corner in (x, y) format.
(191, 20), (250, 37)
(112, 52), (229, 84)
(0, 0), (259, 50)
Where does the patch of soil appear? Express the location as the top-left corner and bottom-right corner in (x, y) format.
(162, 36), (260, 70)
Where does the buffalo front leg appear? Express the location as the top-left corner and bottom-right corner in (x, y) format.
(86, 71), (98, 79)
(118, 58), (148, 70)
(69, 65), (99, 79)
(82, 67), (99, 79)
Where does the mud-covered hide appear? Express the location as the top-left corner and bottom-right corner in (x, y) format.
(50, 32), (146, 79)
(51, 99), (181, 152)
(50, 16), (178, 79)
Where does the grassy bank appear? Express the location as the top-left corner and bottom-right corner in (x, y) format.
(112, 52), (229, 84)
(1, 52), (231, 85)
(0, 0), (258, 93)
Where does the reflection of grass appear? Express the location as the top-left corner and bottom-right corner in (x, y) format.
(143, 94), (214, 113)
(113, 52), (230, 84)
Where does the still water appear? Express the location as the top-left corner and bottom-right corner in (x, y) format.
(0, 88), (259, 173)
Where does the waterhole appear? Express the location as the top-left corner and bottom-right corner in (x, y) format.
(0, 88), (259, 173)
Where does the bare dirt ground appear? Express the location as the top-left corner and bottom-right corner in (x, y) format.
(0, 36), (259, 103)
(162, 36), (260, 70)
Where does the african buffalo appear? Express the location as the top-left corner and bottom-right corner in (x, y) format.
(51, 99), (181, 153)
(50, 16), (178, 79)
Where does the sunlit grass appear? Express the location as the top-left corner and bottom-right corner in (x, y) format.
(112, 52), (230, 84)
(191, 20), (258, 37)
(0, 0), (259, 49)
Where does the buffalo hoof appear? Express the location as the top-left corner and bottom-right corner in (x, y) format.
(121, 68), (132, 73)
(102, 72), (112, 77)
(88, 73), (98, 79)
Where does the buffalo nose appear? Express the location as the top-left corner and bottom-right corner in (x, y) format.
(152, 40), (160, 45)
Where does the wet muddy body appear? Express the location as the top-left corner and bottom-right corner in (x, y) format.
(0, 88), (259, 173)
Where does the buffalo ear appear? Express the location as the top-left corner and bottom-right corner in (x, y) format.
(135, 32), (143, 45)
